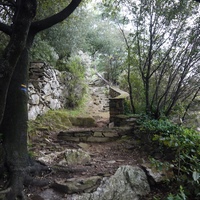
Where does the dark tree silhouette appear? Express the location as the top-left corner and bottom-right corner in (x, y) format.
(0, 0), (82, 199)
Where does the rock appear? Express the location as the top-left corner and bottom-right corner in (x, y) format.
(50, 80), (59, 89)
(141, 162), (174, 184)
(49, 98), (61, 110)
(38, 148), (91, 166)
(78, 143), (90, 150)
(42, 83), (52, 95)
(38, 151), (65, 164)
(107, 160), (116, 164)
(69, 165), (150, 200)
(93, 131), (104, 137)
(30, 94), (40, 105)
(102, 131), (119, 138)
(28, 105), (41, 120)
(69, 117), (96, 127)
(39, 189), (63, 200)
(62, 149), (91, 165)
(86, 136), (112, 143)
(30, 195), (44, 200)
(53, 176), (102, 194)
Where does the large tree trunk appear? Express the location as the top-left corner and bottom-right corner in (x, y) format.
(0, 1), (82, 198)
(1, 48), (30, 199)
(0, 0), (36, 125)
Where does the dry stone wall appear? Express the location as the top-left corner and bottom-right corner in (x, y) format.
(28, 62), (84, 120)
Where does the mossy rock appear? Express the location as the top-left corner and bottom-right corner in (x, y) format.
(28, 110), (73, 137)
(69, 117), (96, 127)
(40, 110), (72, 127)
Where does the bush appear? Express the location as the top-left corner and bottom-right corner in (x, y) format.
(65, 56), (86, 108)
(139, 118), (200, 198)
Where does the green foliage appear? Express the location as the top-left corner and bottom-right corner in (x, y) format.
(65, 55), (85, 77)
(124, 99), (132, 114)
(103, 0), (200, 118)
(58, 53), (88, 108)
(30, 36), (59, 65)
(35, 0), (72, 20)
(139, 117), (200, 198)
(167, 186), (187, 200)
(149, 157), (172, 172)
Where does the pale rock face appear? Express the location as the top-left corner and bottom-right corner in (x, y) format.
(53, 89), (63, 98)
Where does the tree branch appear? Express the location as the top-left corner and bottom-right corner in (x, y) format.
(31, 0), (82, 34)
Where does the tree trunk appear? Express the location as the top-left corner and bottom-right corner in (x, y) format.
(0, 0), (36, 125)
(127, 48), (136, 114)
(1, 48), (30, 199)
(0, 1), (82, 198)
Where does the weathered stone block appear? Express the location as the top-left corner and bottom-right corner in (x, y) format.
(86, 137), (112, 143)
(53, 176), (102, 194)
(102, 132), (119, 138)
(57, 136), (80, 142)
(93, 132), (104, 137)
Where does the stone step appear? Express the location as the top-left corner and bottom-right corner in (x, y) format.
(57, 127), (133, 143)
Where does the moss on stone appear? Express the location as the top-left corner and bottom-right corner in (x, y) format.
(69, 117), (96, 127)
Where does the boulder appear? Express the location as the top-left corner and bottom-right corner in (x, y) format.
(61, 149), (91, 165)
(69, 165), (150, 200)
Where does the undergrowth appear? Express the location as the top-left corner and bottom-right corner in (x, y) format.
(138, 116), (200, 199)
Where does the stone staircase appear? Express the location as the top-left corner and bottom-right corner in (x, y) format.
(84, 72), (110, 127)
(57, 126), (133, 143)
(57, 70), (139, 143)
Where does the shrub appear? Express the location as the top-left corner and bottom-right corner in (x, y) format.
(30, 36), (59, 65)
(59, 54), (87, 108)
(139, 117), (200, 198)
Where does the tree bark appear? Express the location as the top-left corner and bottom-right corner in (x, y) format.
(127, 47), (136, 114)
(0, 0), (36, 125)
(0, 0), (83, 198)
(1, 47), (30, 199)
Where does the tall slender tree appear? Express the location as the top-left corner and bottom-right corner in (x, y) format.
(103, 0), (200, 118)
(0, 0), (83, 199)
